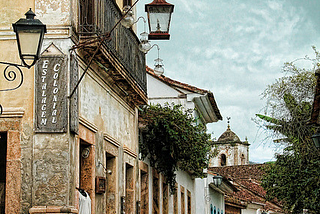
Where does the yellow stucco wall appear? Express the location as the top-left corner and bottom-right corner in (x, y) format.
(0, 0), (72, 125)
(0, 0), (34, 28)
(0, 34), (34, 125)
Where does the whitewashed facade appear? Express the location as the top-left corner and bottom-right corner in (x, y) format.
(145, 68), (237, 214)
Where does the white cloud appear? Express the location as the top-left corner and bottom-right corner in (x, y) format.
(268, 0), (283, 11)
(174, 0), (210, 16)
(250, 145), (277, 163)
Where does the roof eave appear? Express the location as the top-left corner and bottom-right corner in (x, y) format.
(193, 93), (222, 123)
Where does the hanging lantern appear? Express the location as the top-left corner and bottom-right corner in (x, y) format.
(121, 5), (135, 28)
(154, 57), (164, 76)
(145, 0), (174, 40)
(139, 32), (152, 53)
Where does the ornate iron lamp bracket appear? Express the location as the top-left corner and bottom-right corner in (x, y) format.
(0, 61), (27, 115)
(0, 8), (46, 116)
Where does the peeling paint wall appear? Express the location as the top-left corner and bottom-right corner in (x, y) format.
(21, 123), (34, 213)
(1, 0), (75, 212)
(30, 38), (75, 210)
(36, 0), (71, 26)
(78, 61), (140, 214)
(80, 72), (137, 152)
(0, 1), (35, 27)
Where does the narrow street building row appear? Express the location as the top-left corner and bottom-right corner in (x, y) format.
(0, 0), (284, 213)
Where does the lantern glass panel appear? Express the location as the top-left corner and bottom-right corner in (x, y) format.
(18, 30), (41, 58)
(148, 6), (172, 33)
(17, 29), (42, 67)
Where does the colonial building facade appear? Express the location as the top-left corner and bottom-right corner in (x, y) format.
(0, 0), (147, 213)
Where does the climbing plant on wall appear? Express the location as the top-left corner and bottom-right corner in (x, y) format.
(139, 103), (213, 193)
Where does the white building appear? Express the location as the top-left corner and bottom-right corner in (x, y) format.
(144, 68), (237, 214)
(194, 170), (236, 214)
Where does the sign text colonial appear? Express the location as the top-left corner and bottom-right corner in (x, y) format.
(35, 49), (67, 132)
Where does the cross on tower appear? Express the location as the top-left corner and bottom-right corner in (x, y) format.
(227, 117), (231, 129)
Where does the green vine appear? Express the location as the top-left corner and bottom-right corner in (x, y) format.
(139, 103), (212, 194)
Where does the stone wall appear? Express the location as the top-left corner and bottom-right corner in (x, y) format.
(33, 134), (71, 206)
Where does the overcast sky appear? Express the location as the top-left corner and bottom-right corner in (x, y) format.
(136, 0), (320, 163)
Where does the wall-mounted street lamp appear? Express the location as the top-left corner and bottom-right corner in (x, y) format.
(97, 161), (112, 174)
(120, 15), (152, 53)
(145, 0), (174, 40)
(212, 174), (223, 187)
(139, 31), (165, 76)
(0, 8), (47, 115)
(139, 31), (152, 53)
(12, 9), (47, 68)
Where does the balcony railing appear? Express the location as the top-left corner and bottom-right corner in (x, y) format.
(79, 0), (147, 93)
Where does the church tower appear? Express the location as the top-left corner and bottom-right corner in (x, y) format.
(209, 118), (250, 167)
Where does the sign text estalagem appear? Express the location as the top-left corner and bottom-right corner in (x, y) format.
(35, 55), (67, 132)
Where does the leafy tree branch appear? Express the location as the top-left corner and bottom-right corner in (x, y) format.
(256, 48), (320, 213)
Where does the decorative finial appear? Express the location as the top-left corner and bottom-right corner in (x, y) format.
(25, 8), (36, 19)
(227, 117), (231, 129)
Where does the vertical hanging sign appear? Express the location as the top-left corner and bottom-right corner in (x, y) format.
(35, 43), (67, 132)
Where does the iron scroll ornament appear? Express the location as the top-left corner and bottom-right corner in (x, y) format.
(0, 61), (25, 115)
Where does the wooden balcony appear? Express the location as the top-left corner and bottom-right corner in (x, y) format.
(78, 0), (147, 106)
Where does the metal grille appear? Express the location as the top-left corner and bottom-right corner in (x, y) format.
(78, 0), (147, 93)
(79, 0), (96, 34)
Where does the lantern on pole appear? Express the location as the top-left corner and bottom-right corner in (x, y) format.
(145, 0), (174, 40)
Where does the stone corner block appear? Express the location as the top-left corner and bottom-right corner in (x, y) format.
(29, 206), (78, 213)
